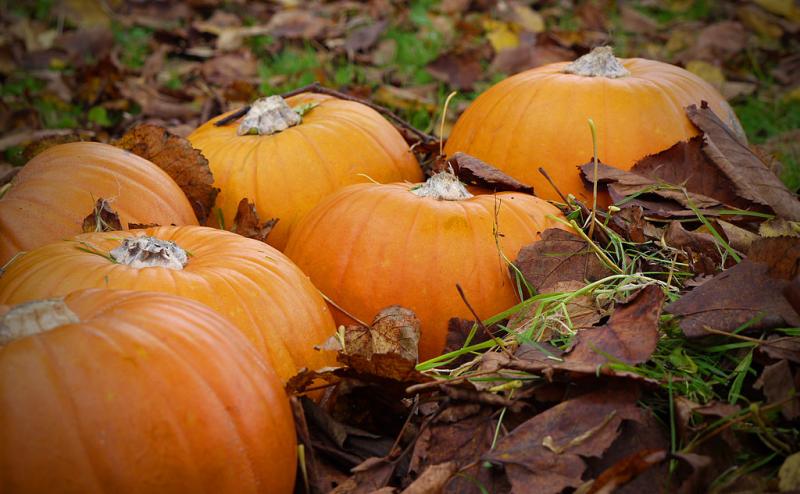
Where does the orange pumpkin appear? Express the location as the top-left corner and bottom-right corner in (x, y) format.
(284, 173), (568, 360)
(0, 141), (198, 265)
(0, 225), (335, 381)
(188, 93), (423, 250)
(444, 47), (745, 204)
(0, 288), (295, 493)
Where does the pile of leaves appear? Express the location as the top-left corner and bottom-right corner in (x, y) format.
(286, 105), (800, 493)
(2, 0), (799, 186)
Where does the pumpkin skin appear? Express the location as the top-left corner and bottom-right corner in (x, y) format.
(0, 141), (198, 265)
(284, 178), (568, 360)
(188, 93), (423, 250)
(444, 53), (744, 204)
(0, 225), (335, 381)
(0, 288), (295, 493)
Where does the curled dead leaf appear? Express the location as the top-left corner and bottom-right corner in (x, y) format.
(115, 124), (219, 224)
(81, 198), (123, 233)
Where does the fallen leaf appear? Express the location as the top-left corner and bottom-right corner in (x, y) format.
(484, 19), (519, 52)
(484, 386), (643, 494)
(759, 335), (800, 364)
(754, 0), (800, 21)
(674, 396), (740, 443)
(266, 10), (332, 39)
(685, 60), (726, 92)
(687, 102), (800, 220)
(509, 3), (545, 33)
(345, 20), (388, 56)
(324, 306), (422, 382)
(200, 51), (258, 87)
(426, 50), (483, 91)
(410, 405), (499, 494)
(581, 161), (724, 210)
(514, 228), (613, 294)
(372, 85), (437, 113)
(448, 152), (533, 194)
(489, 34), (574, 75)
(754, 359), (800, 420)
(331, 456), (396, 494)
(229, 198), (277, 242)
(779, 452), (800, 492)
(582, 413), (670, 494)
(401, 462), (458, 494)
(679, 21), (749, 63)
(120, 80), (199, 120)
(114, 124), (218, 224)
(664, 221), (727, 275)
(584, 449), (667, 494)
(666, 237), (800, 337)
(565, 285), (664, 367)
(81, 198), (123, 233)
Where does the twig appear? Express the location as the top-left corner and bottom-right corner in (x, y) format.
(682, 395), (797, 454)
(439, 385), (525, 412)
(456, 284), (513, 358)
(405, 369), (518, 395)
(214, 106), (249, 127)
(284, 82), (437, 145)
(538, 167), (569, 204)
(318, 290), (370, 327)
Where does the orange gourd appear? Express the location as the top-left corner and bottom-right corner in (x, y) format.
(188, 93), (423, 250)
(0, 141), (198, 265)
(0, 288), (295, 493)
(284, 173), (568, 360)
(0, 225), (335, 381)
(444, 47), (745, 204)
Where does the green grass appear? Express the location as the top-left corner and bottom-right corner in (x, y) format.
(112, 24), (153, 69)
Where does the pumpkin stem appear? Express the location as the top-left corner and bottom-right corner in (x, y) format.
(563, 46), (630, 78)
(238, 95), (302, 136)
(0, 299), (79, 344)
(410, 172), (473, 201)
(110, 236), (188, 270)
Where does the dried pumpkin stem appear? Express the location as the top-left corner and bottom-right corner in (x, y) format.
(0, 299), (79, 344)
(110, 236), (188, 270)
(410, 172), (473, 201)
(237, 96), (302, 136)
(563, 46), (630, 78)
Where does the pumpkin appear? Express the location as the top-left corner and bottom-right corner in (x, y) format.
(284, 173), (568, 360)
(0, 141), (198, 265)
(444, 46), (745, 204)
(188, 93), (424, 250)
(0, 225), (335, 381)
(0, 288), (295, 493)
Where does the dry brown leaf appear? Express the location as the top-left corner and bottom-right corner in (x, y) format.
(687, 102), (800, 220)
(754, 359), (800, 420)
(410, 405), (500, 494)
(81, 198), (123, 233)
(484, 386), (643, 494)
(448, 152), (533, 194)
(759, 335), (800, 363)
(345, 20), (388, 56)
(230, 198), (277, 242)
(426, 50), (484, 91)
(115, 124), (218, 224)
(401, 462), (458, 494)
(565, 285), (664, 367)
(326, 306), (422, 382)
(514, 228), (613, 294)
(664, 221), (727, 275)
(666, 237), (800, 337)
